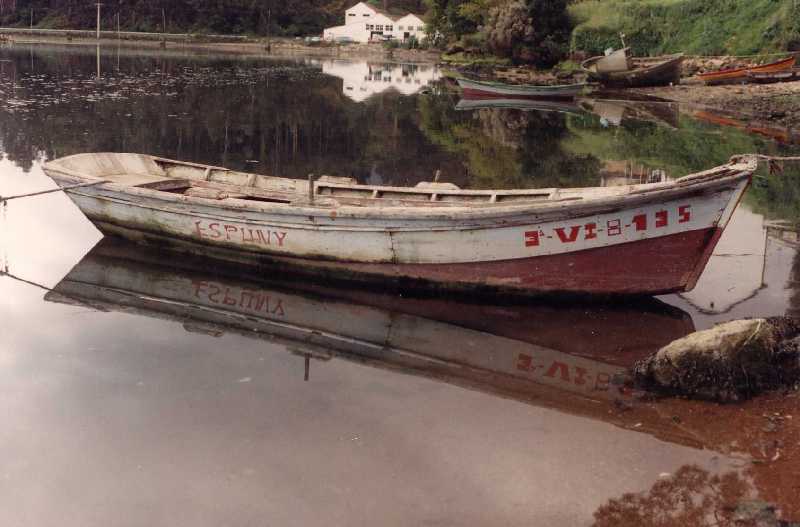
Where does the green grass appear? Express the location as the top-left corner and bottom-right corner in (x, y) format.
(441, 52), (511, 66)
(568, 0), (799, 56)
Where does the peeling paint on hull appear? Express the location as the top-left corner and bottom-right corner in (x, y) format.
(92, 220), (721, 296)
(43, 153), (754, 296)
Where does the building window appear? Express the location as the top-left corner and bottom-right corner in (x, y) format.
(348, 13), (355, 17)
(386, 25), (393, 31)
(366, 24), (374, 30)
(398, 25), (404, 30)
(376, 25), (383, 31)
(363, 13), (369, 16)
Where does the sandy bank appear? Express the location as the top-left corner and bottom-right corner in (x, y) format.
(0, 30), (441, 64)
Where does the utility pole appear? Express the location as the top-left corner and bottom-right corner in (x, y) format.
(95, 3), (103, 39)
(265, 8), (271, 52)
(29, 8), (32, 30)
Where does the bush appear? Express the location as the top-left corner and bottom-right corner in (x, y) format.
(484, 0), (571, 66)
(404, 35), (420, 49)
(486, 1), (534, 57)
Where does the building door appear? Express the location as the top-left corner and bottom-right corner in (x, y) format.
(404, 32), (410, 40)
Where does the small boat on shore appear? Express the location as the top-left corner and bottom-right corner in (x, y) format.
(698, 56), (796, 85)
(581, 50), (684, 88)
(456, 77), (587, 100)
(43, 152), (756, 296)
(747, 68), (800, 84)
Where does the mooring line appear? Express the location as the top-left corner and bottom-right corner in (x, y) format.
(0, 180), (107, 204)
(0, 269), (54, 293)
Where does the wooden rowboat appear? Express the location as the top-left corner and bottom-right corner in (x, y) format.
(43, 152), (756, 296)
(747, 68), (800, 84)
(698, 56), (796, 85)
(581, 51), (684, 88)
(456, 78), (587, 100)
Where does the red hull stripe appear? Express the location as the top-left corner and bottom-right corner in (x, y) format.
(97, 221), (719, 295)
(307, 227), (720, 295)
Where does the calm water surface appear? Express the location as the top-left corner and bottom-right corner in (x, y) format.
(2, 44), (800, 526)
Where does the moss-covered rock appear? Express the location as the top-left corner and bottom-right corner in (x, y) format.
(634, 317), (800, 401)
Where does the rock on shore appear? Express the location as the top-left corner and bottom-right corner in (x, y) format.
(634, 317), (800, 402)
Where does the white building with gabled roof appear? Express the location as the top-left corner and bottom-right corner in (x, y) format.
(323, 2), (426, 44)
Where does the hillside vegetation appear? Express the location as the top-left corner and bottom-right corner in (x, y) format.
(0, 0), (426, 36)
(570, 0), (800, 56)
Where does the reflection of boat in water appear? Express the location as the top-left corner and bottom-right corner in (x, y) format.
(456, 77), (587, 99)
(693, 110), (800, 146)
(44, 153), (755, 296)
(599, 160), (672, 188)
(454, 97), (581, 114)
(581, 49), (684, 88)
(582, 98), (681, 129)
(47, 239), (700, 442)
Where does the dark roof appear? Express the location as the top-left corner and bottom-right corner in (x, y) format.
(350, 2), (423, 22)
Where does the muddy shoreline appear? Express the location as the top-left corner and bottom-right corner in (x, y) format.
(633, 80), (800, 130)
(0, 32), (441, 63)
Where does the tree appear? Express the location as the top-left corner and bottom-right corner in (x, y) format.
(484, 0), (570, 66)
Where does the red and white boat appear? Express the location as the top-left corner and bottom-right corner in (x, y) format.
(42, 153), (756, 297)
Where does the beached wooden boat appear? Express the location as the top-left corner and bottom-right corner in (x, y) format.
(698, 56), (796, 85)
(747, 68), (800, 84)
(42, 152), (756, 296)
(456, 77), (587, 100)
(581, 51), (684, 88)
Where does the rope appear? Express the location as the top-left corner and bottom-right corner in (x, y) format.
(731, 154), (800, 175)
(0, 180), (107, 204)
(684, 51), (800, 60)
(0, 269), (54, 293)
(748, 154), (800, 162)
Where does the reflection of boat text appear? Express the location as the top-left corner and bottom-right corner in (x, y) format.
(322, 60), (440, 102)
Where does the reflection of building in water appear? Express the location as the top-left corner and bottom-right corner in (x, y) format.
(322, 60), (440, 102)
(599, 160), (671, 187)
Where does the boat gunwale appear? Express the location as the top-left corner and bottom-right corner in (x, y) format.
(43, 154), (756, 224)
(455, 77), (588, 92)
(698, 56), (796, 81)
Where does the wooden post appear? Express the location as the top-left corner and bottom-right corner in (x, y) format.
(308, 174), (316, 203)
(265, 8), (271, 52)
(160, 7), (167, 47)
(95, 3), (103, 39)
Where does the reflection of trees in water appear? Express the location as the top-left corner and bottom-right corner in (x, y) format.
(592, 465), (762, 527)
(747, 165), (800, 221)
(418, 93), (601, 189)
(564, 114), (768, 178)
(0, 48), (460, 186)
